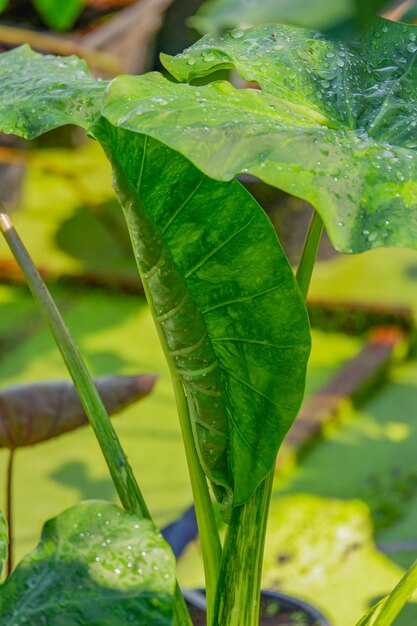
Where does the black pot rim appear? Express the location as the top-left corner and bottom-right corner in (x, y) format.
(260, 589), (331, 626)
(188, 588), (331, 625)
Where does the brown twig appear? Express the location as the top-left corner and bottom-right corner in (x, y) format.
(0, 24), (122, 74)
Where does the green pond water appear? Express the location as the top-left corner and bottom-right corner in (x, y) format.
(0, 142), (417, 625)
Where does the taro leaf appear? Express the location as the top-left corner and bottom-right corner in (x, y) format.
(0, 45), (311, 511)
(0, 374), (157, 449)
(0, 45), (107, 138)
(33, 0), (86, 32)
(0, 510), (6, 579)
(101, 17), (417, 255)
(92, 119), (310, 510)
(0, 501), (176, 625)
(190, 0), (393, 34)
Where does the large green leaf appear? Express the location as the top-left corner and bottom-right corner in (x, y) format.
(102, 17), (417, 254)
(92, 120), (310, 510)
(190, 0), (392, 34)
(0, 45), (107, 138)
(0, 501), (175, 625)
(0, 510), (6, 579)
(0, 46), (310, 511)
(33, 0), (86, 32)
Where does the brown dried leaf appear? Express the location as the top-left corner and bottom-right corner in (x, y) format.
(0, 374), (157, 449)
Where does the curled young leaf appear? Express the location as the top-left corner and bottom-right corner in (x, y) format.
(93, 121), (310, 512)
(0, 501), (176, 625)
(0, 374), (156, 449)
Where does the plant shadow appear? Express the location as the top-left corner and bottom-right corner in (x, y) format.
(50, 461), (115, 501)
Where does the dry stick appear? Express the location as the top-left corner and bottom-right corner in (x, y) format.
(5, 449), (14, 577)
(0, 25), (122, 74)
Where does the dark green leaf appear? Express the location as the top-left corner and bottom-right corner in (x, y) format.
(0, 45), (311, 511)
(0, 374), (157, 449)
(0, 501), (175, 625)
(33, 0), (86, 31)
(190, 0), (392, 34)
(0, 510), (6, 579)
(0, 45), (107, 138)
(92, 119), (310, 510)
(101, 18), (417, 254)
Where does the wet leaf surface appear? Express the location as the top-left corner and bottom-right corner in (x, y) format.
(0, 45), (107, 138)
(103, 18), (417, 254)
(0, 501), (175, 625)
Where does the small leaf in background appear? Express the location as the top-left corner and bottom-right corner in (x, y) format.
(0, 45), (107, 139)
(189, 0), (393, 34)
(0, 501), (176, 625)
(0, 374), (157, 449)
(0, 0), (8, 13)
(101, 17), (417, 255)
(32, 0), (86, 32)
(0, 510), (6, 579)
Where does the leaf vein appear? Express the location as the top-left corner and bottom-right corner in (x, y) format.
(185, 215), (257, 279)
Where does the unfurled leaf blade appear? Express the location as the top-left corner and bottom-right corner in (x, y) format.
(0, 374), (157, 449)
(93, 120), (310, 510)
(103, 18), (417, 254)
(0, 510), (6, 579)
(0, 45), (106, 138)
(33, 0), (86, 31)
(0, 501), (176, 625)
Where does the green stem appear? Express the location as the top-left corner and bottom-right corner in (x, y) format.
(5, 449), (14, 577)
(0, 212), (192, 625)
(0, 212), (148, 519)
(141, 274), (222, 626)
(213, 211), (323, 625)
(296, 211), (324, 300)
(213, 470), (274, 626)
